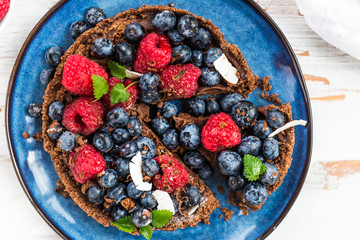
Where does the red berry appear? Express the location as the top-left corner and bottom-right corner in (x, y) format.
(160, 64), (201, 98)
(102, 77), (138, 110)
(202, 112), (241, 152)
(0, 0), (10, 21)
(62, 97), (105, 135)
(62, 55), (108, 95)
(152, 155), (189, 193)
(133, 33), (172, 73)
(69, 144), (106, 183)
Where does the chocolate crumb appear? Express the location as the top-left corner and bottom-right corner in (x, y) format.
(168, 2), (174, 7)
(32, 132), (43, 141)
(219, 214), (223, 219)
(121, 198), (136, 211)
(22, 131), (30, 139)
(259, 76), (272, 91)
(221, 207), (234, 221)
(55, 187), (69, 198)
(218, 186), (224, 194)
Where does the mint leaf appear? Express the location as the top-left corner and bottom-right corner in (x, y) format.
(243, 154), (267, 181)
(108, 60), (126, 79)
(139, 225), (152, 240)
(92, 75), (109, 100)
(111, 216), (136, 234)
(110, 83), (129, 104)
(151, 210), (173, 228)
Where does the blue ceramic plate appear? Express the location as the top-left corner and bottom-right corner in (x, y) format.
(6, 0), (312, 239)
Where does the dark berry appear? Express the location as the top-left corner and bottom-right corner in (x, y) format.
(124, 23), (145, 43)
(114, 42), (136, 66)
(127, 116), (142, 137)
(151, 117), (170, 135)
(92, 38), (113, 58)
(237, 136), (261, 156)
(226, 175), (246, 192)
(260, 162), (280, 186)
(27, 103), (42, 118)
(107, 183), (127, 204)
(111, 206), (127, 221)
(140, 192), (157, 209)
(47, 121), (64, 140)
(231, 101), (258, 128)
(183, 151), (205, 169)
(48, 101), (65, 121)
(139, 73), (160, 92)
(266, 109), (286, 128)
(112, 128), (131, 144)
(107, 107), (129, 128)
(40, 67), (55, 85)
(45, 47), (64, 66)
(191, 50), (203, 68)
(85, 7), (106, 26)
(86, 184), (104, 204)
(171, 195), (179, 214)
(220, 93), (243, 112)
(197, 162), (213, 179)
(162, 129), (179, 150)
(115, 157), (130, 178)
(171, 44), (192, 64)
(199, 67), (220, 87)
(185, 96), (205, 117)
(58, 131), (78, 151)
(131, 207), (152, 227)
(100, 169), (118, 188)
(204, 47), (222, 67)
(110, 144), (121, 157)
(70, 20), (89, 39)
(253, 120), (272, 140)
(177, 15), (199, 38)
(139, 90), (161, 104)
(104, 153), (115, 168)
(161, 102), (178, 119)
(153, 11), (176, 31)
(136, 137), (157, 159)
(167, 29), (185, 43)
(93, 132), (113, 153)
(127, 181), (144, 200)
(142, 158), (160, 177)
(243, 182), (268, 205)
(98, 123), (114, 133)
(118, 141), (139, 158)
(205, 97), (220, 115)
(184, 185), (201, 207)
(217, 150), (242, 176)
(262, 138), (279, 160)
(257, 155), (266, 162)
(189, 28), (212, 49)
(180, 124), (201, 150)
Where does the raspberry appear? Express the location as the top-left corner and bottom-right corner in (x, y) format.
(69, 144), (106, 183)
(202, 112), (241, 152)
(62, 97), (105, 135)
(152, 155), (189, 193)
(160, 64), (201, 98)
(62, 55), (108, 95)
(133, 33), (172, 73)
(102, 77), (138, 110)
(0, 0), (10, 21)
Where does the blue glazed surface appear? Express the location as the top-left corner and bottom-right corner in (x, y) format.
(8, 0), (311, 239)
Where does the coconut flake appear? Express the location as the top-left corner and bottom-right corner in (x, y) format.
(187, 204), (199, 216)
(129, 151), (152, 191)
(268, 120), (308, 138)
(152, 190), (175, 215)
(214, 54), (238, 85)
(125, 69), (142, 79)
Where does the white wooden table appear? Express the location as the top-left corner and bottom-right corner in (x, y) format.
(1, 0), (359, 239)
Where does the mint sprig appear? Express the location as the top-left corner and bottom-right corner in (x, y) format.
(108, 60), (126, 79)
(151, 210), (173, 228)
(243, 154), (267, 181)
(110, 81), (138, 105)
(92, 75), (109, 101)
(139, 225), (152, 240)
(111, 216), (136, 234)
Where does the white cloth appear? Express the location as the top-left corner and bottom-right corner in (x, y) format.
(295, 0), (360, 60)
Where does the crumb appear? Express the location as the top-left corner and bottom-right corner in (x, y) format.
(121, 198), (136, 212)
(221, 207), (234, 221)
(261, 91), (282, 104)
(76, 135), (87, 145)
(32, 132), (43, 141)
(218, 186), (224, 194)
(219, 214), (223, 219)
(22, 131), (30, 139)
(55, 187), (69, 198)
(259, 76), (272, 91)
(168, 2), (174, 7)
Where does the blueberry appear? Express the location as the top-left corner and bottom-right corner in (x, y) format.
(139, 73), (160, 92)
(131, 207), (152, 227)
(204, 47), (222, 67)
(107, 107), (129, 128)
(118, 141), (139, 158)
(183, 151), (205, 169)
(27, 103), (42, 118)
(86, 184), (105, 204)
(171, 44), (192, 64)
(40, 67), (55, 85)
(110, 144), (121, 157)
(196, 162), (213, 179)
(185, 96), (205, 117)
(163, 129), (179, 150)
(45, 47), (64, 66)
(139, 90), (161, 104)
(167, 29), (185, 43)
(153, 11), (176, 31)
(252, 120), (272, 140)
(111, 206), (127, 221)
(226, 175), (246, 192)
(58, 131), (78, 151)
(127, 182), (144, 200)
(205, 97), (220, 115)
(114, 42), (136, 66)
(171, 195), (179, 214)
(260, 162), (280, 186)
(47, 121), (65, 140)
(191, 50), (203, 68)
(104, 153), (115, 168)
(70, 20), (89, 39)
(151, 117), (170, 135)
(200, 67), (220, 87)
(217, 150), (242, 176)
(142, 158), (160, 177)
(107, 183), (127, 204)
(136, 137), (157, 159)
(48, 101), (64, 121)
(243, 182), (268, 205)
(177, 15), (199, 38)
(262, 138), (279, 160)
(85, 7), (106, 26)
(161, 102), (178, 119)
(98, 123), (114, 133)
(257, 155), (266, 162)
(124, 23), (145, 43)
(115, 157), (130, 178)
(184, 185), (201, 207)
(266, 109), (286, 128)
(180, 124), (201, 150)
(93, 132), (113, 153)
(127, 116), (142, 137)
(100, 169), (118, 188)
(112, 128), (131, 144)
(237, 136), (262, 156)
(92, 38), (113, 58)
(220, 93), (243, 112)
(189, 28), (212, 49)
(140, 192), (157, 209)
(231, 101), (258, 128)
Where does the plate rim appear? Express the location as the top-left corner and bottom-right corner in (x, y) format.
(5, 0), (313, 239)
